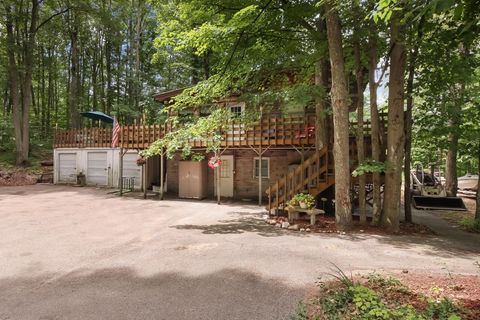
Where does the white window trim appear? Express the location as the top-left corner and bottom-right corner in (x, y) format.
(227, 102), (245, 117)
(253, 157), (270, 179)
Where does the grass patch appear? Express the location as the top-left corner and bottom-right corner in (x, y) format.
(458, 217), (480, 233)
(296, 272), (469, 320)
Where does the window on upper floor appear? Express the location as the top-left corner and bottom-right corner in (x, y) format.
(228, 102), (245, 118)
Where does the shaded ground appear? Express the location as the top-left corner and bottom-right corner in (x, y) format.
(0, 185), (479, 320)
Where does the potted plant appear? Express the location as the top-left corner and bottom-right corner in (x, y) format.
(289, 193), (315, 209)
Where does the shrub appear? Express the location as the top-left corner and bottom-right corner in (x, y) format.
(424, 298), (461, 320)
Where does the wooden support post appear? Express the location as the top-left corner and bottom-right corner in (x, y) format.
(216, 166), (221, 205)
(301, 145), (305, 191)
(275, 181), (279, 211)
(268, 187), (271, 215)
(258, 145), (262, 206)
(119, 148), (124, 196)
(160, 149), (164, 200)
(143, 159), (147, 199)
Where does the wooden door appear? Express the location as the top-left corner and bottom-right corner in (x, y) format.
(215, 155), (234, 198)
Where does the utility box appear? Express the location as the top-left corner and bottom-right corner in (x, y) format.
(178, 161), (207, 199)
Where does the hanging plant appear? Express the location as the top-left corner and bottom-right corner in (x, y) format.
(208, 156), (222, 169)
(136, 156), (146, 166)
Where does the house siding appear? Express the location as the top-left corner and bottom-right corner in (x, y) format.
(166, 149), (311, 201)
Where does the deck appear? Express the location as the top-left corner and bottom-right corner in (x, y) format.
(54, 114), (385, 150)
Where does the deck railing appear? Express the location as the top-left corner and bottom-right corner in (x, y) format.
(54, 113), (387, 149)
(54, 127), (112, 148)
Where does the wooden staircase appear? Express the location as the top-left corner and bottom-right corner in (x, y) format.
(266, 146), (335, 214)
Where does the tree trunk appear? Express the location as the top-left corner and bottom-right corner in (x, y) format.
(106, 37), (113, 115)
(325, 3), (352, 230)
(404, 45), (418, 224)
(5, 1), (39, 165)
(476, 145), (480, 220)
(446, 44), (468, 197)
(68, 11), (81, 128)
(315, 17), (329, 150)
(134, 0), (144, 113)
(5, 7), (24, 165)
(354, 38), (366, 225)
(315, 60), (329, 150)
(382, 14), (406, 232)
(445, 120), (460, 197)
(368, 35), (382, 225)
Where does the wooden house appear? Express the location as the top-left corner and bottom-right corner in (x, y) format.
(53, 88), (385, 214)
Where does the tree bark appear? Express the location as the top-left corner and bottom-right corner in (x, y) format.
(134, 0), (145, 113)
(476, 145), (480, 220)
(382, 14), (406, 232)
(5, 0), (39, 165)
(445, 122), (459, 197)
(325, 3), (352, 230)
(315, 59), (329, 150)
(446, 44), (468, 197)
(404, 46), (418, 224)
(5, 6), (23, 165)
(354, 36), (366, 225)
(368, 35), (382, 225)
(68, 11), (81, 128)
(315, 17), (329, 150)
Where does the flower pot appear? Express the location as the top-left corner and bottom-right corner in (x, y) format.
(299, 202), (308, 209)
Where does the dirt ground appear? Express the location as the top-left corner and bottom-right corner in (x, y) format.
(0, 168), (38, 186)
(0, 185), (479, 320)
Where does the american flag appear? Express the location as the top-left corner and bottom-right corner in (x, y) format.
(111, 117), (121, 148)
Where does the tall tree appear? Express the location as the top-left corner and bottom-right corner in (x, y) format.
(382, 11), (406, 232)
(5, 0), (40, 165)
(368, 32), (383, 225)
(325, 1), (352, 229)
(68, 9), (81, 128)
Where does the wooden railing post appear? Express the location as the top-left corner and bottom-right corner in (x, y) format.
(268, 187), (271, 214)
(275, 181), (279, 211)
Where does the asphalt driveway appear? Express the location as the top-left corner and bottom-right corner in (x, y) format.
(0, 185), (478, 320)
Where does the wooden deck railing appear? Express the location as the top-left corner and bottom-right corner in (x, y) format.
(54, 127), (113, 148)
(119, 114), (317, 149)
(266, 146), (335, 213)
(53, 113), (388, 149)
(54, 114), (317, 149)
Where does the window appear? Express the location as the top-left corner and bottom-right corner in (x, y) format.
(229, 102), (245, 118)
(254, 157), (270, 178)
(220, 159), (231, 178)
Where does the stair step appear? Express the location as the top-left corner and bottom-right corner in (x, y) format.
(266, 146), (335, 212)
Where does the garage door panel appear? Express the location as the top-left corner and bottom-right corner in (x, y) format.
(58, 153), (77, 183)
(87, 152), (108, 186)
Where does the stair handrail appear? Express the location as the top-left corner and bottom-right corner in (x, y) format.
(266, 146), (331, 212)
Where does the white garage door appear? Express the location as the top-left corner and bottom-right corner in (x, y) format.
(123, 152), (142, 189)
(58, 153), (77, 184)
(87, 152), (108, 186)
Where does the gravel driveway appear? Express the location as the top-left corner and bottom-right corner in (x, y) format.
(0, 185), (478, 320)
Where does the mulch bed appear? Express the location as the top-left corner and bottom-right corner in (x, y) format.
(266, 215), (434, 236)
(392, 272), (480, 320)
(305, 272), (480, 320)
